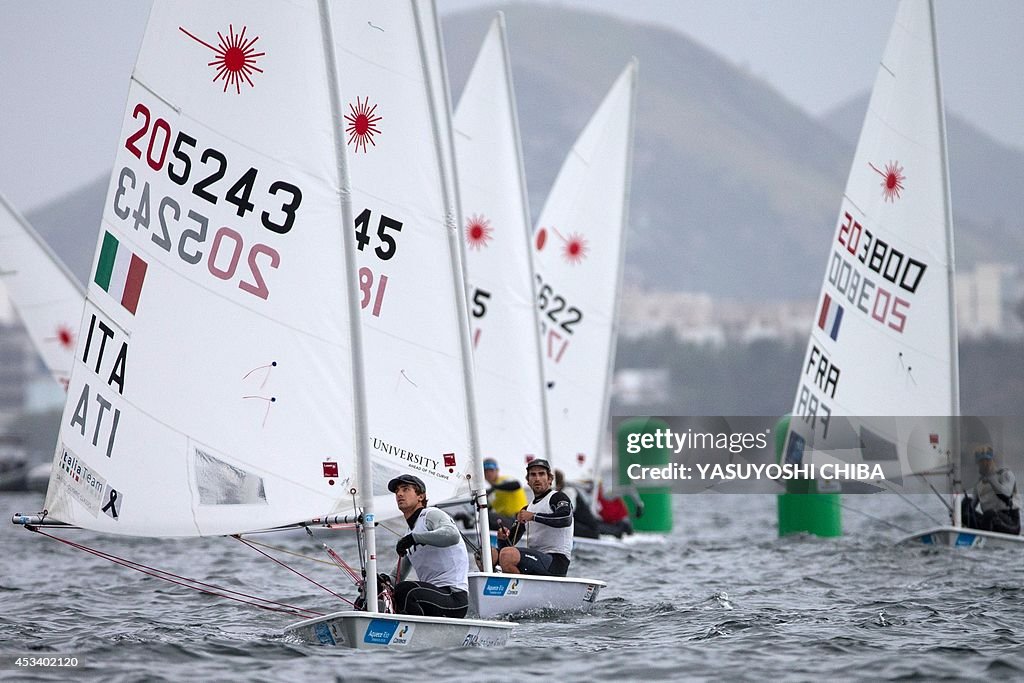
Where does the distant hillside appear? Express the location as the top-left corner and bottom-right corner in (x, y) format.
(25, 3), (1024, 303)
(444, 4), (851, 300)
(26, 178), (105, 285)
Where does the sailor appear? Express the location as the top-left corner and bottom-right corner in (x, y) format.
(387, 473), (470, 617)
(483, 457), (528, 527)
(494, 459), (574, 576)
(961, 445), (1021, 535)
(554, 468), (602, 539)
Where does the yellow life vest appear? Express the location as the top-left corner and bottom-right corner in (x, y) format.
(489, 475), (528, 517)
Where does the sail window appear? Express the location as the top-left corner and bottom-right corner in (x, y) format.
(859, 426), (902, 486)
(195, 449), (267, 505)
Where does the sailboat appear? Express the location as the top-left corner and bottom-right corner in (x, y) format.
(457, 14), (551, 509)
(13, 0), (513, 649)
(0, 193), (85, 490)
(528, 57), (650, 553)
(784, 0), (1022, 548)
(0, 194), (84, 392)
(453, 15), (607, 618)
(533, 61), (637, 495)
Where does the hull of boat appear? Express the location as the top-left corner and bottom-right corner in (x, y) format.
(897, 526), (1024, 548)
(467, 572), (605, 618)
(483, 530), (666, 550)
(572, 532), (668, 549)
(284, 611), (515, 649)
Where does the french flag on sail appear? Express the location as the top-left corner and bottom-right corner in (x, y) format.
(94, 231), (148, 315)
(817, 293), (843, 341)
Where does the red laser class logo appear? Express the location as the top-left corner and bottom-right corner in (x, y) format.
(869, 161), (906, 202)
(465, 214), (493, 250)
(534, 226), (588, 264)
(180, 24), (265, 94)
(345, 97), (382, 153)
(49, 325), (75, 350)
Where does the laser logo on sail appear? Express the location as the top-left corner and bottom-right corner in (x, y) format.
(465, 214), (493, 250)
(345, 97), (382, 153)
(179, 24), (265, 94)
(869, 161), (906, 202)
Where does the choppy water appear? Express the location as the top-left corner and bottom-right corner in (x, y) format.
(3, 490), (1023, 681)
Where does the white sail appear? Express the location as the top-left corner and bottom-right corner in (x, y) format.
(532, 62), (637, 483)
(330, 2), (479, 516)
(0, 194), (84, 389)
(787, 0), (956, 483)
(45, 1), (362, 536)
(454, 15), (550, 477)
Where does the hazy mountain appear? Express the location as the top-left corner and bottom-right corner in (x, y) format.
(24, 3), (1024, 303)
(26, 178), (106, 286)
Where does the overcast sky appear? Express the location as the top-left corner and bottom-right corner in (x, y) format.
(1, 0), (1021, 215)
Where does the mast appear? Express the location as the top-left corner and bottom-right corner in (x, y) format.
(414, 0), (493, 571)
(928, 0), (962, 512)
(497, 13), (554, 466)
(317, 0), (377, 604)
(594, 60), (638, 484)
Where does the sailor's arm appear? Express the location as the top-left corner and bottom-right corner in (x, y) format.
(991, 469), (1017, 499)
(412, 508), (462, 547)
(530, 492), (573, 528)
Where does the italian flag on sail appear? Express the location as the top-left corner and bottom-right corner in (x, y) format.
(94, 231), (148, 315)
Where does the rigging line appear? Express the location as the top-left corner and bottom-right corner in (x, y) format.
(350, 489), (365, 583)
(235, 536), (353, 605)
(836, 502), (911, 534)
(461, 528), (481, 555)
(872, 477), (944, 526)
(920, 474), (954, 514)
(321, 544), (362, 585)
(242, 538), (339, 566)
(30, 527), (322, 618)
(304, 526), (361, 584)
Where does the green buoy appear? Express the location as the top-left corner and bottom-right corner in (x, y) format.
(616, 417), (673, 532)
(775, 414), (842, 537)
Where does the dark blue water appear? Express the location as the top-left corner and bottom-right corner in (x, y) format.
(3, 490), (1023, 681)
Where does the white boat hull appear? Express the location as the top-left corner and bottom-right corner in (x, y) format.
(483, 530), (666, 550)
(284, 611), (515, 649)
(897, 526), (1024, 549)
(467, 572), (605, 619)
(572, 532), (668, 549)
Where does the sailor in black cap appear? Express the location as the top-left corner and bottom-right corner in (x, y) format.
(493, 458), (574, 576)
(385, 473), (469, 617)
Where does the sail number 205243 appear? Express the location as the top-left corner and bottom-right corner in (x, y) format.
(116, 101), (306, 301)
(124, 102), (302, 234)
